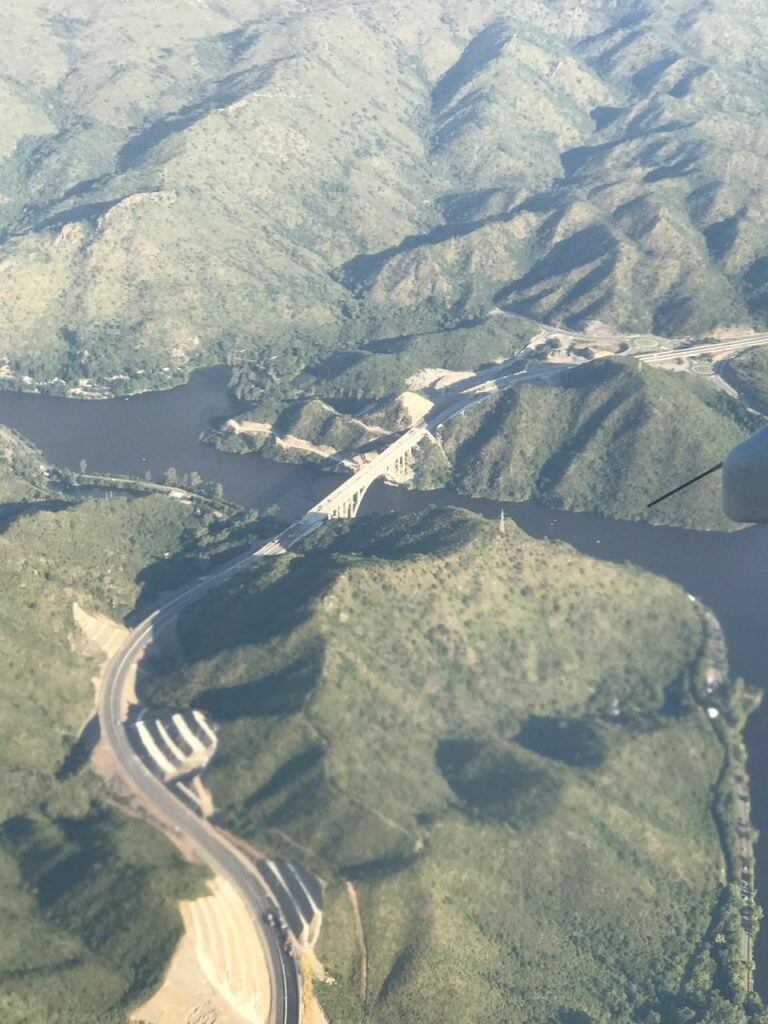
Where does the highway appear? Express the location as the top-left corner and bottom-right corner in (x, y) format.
(636, 333), (768, 364)
(97, 332), (555, 1024)
(516, 314), (768, 362)
(98, 516), (325, 1024)
(98, 318), (768, 1023)
(97, 346), (553, 1024)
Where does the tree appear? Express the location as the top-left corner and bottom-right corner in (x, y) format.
(163, 467), (178, 486)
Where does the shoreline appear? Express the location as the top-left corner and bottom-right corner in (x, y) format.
(691, 596), (760, 994)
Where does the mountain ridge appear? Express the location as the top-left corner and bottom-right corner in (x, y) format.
(2, 0), (768, 389)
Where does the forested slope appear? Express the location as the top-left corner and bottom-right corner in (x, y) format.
(3, 0), (768, 389)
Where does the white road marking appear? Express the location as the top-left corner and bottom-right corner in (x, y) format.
(194, 710), (218, 746)
(175, 780), (203, 811)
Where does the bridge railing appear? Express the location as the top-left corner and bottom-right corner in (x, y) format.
(307, 425), (429, 519)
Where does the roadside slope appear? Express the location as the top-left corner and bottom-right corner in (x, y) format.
(0, 494), (209, 1024)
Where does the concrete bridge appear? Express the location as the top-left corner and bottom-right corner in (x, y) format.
(309, 424), (430, 519)
(268, 329), (768, 533)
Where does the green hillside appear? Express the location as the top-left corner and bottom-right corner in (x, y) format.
(723, 349), (768, 413)
(435, 359), (761, 528)
(0, 493), (209, 1024)
(0, 424), (49, 502)
(3, 1), (768, 389)
(141, 508), (755, 1024)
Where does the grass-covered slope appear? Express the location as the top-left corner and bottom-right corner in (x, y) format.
(723, 349), (768, 414)
(0, 424), (49, 502)
(4, 1), (768, 388)
(213, 396), (385, 464)
(436, 360), (761, 529)
(353, 0), (768, 338)
(295, 314), (537, 403)
(142, 508), (745, 1023)
(0, 495), (207, 1024)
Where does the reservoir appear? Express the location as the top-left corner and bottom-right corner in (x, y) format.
(1, 367), (767, 992)
(0, 367), (340, 518)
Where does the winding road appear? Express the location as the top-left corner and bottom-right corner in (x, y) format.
(97, 321), (768, 1023)
(96, 353), (547, 1023)
(98, 518), (323, 1024)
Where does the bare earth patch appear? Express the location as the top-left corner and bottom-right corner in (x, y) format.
(71, 600), (129, 698)
(299, 949), (329, 1024)
(405, 367), (474, 391)
(396, 390), (435, 424)
(133, 876), (271, 1024)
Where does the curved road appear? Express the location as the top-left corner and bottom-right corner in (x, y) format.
(98, 321), (768, 1023)
(98, 516), (324, 1024)
(97, 315), (768, 1019)
(97, 351), (537, 1023)
(97, 341), (575, 1024)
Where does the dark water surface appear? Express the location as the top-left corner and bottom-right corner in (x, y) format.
(2, 367), (768, 993)
(0, 368), (340, 517)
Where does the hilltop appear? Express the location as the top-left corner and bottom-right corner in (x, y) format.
(3, 1), (768, 389)
(433, 359), (761, 529)
(141, 508), (752, 1024)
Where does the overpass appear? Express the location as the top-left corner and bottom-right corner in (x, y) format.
(270, 329), (768, 528)
(97, 314), (768, 1024)
(636, 334), (768, 365)
(288, 362), (564, 525)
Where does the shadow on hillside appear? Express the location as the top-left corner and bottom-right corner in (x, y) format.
(0, 498), (73, 535)
(131, 552), (339, 709)
(432, 18), (512, 112)
(243, 747), (325, 810)
(704, 210), (745, 261)
(117, 58), (289, 171)
(305, 506), (483, 563)
(515, 716), (608, 769)
(338, 193), (554, 290)
(436, 737), (562, 826)
(303, 317), (487, 385)
(56, 715), (101, 781)
(194, 652), (321, 721)
(559, 1011), (595, 1024)
(495, 224), (617, 303)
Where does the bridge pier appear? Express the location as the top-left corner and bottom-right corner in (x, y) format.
(327, 485), (368, 520)
(385, 449), (414, 486)
(311, 426), (429, 521)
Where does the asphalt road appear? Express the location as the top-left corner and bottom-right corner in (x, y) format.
(98, 328), (759, 1022)
(98, 518), (323, 1024)
(97, 343), (550, 1024)
(637, 333), (768, 364)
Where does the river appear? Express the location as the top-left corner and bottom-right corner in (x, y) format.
(2, 367), (767, 993)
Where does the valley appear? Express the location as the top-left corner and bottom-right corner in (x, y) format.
(4, 2), (768, 1022)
